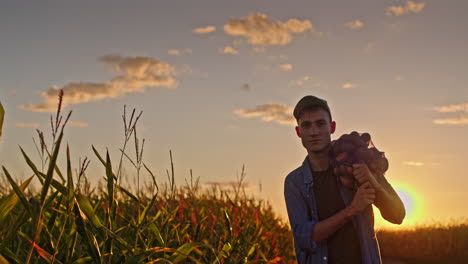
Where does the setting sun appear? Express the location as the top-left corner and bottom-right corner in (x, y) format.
(375, 182), (424, 229)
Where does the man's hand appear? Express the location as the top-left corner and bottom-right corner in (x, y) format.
(335, 152), (355, 189)
(352, 163), (382, 190)
(348, 182), (375, 216)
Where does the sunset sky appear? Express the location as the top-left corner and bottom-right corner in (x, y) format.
(1, 0), (467, 229)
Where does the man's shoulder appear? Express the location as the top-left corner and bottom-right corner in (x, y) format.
(285, 165), (304, 185)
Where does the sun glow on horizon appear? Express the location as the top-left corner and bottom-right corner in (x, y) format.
(375, 182), (424, 230)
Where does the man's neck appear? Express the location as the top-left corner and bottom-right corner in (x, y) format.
(307, 148), (331, 172)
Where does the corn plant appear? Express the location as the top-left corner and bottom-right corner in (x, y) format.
(0, 91), (295, 264)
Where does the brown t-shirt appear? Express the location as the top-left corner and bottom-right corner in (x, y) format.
(312, 164), (362, 264)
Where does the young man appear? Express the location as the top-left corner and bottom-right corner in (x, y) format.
(284, 95), (405, 264)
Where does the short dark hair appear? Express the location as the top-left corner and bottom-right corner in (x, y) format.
(293, 95), (332, 123)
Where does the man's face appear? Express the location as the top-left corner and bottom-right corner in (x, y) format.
(295, 109), (336, 154)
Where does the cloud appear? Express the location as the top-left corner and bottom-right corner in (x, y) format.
(224, 13), (313, 46)
(433, 116), (468, 125)
(192, 25), (216, 34)
(234, 103), (295, 125)
(403, 161), (424, 166)
(280, 64), (293, 71)
(219, 45), (239, 55)
(345, 20), (364, 30)
(252, 47), (266, 53)
(386, 1), (426, 17)
(289, 75), (311, 87)
(167, 48), (192, 56)
(167, 49), (181, 56)
(342, 83), (357, 89)
(15, 122), (40, 128)
(432, 103), (468, 125)
(432, 103), (468, 113)
(20, 54), (178, 112)
(68, 121), (89, 127)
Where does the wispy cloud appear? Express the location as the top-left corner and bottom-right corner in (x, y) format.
(432, 103), (468, 125)
(168, 49), (181, 56)
(345, 20), (364, 30)
(433, 116), (468, 125)
(433, 103), (468, 113)
(386, 1), (426, 17)
(193, 25), (216, 34)
(403, 161), (424, 166)
(68, 121), (89, 127)
(15, 122), (40, 128)
(280, 64), (293, 71)
(234, 103), (295, 125)
(224, 13), (313, 46)
(289, 75), (311, 87)
(168, 48), (192, 56)
(342, 83), (357, 89)
(219, 45), (239, 55)
(20, 54), (178, 112)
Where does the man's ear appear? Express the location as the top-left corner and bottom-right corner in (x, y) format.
(295, 126), (301, 137)
(330, 121), (336, 134)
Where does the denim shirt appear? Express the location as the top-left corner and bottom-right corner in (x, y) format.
(284, 157), (382, 264)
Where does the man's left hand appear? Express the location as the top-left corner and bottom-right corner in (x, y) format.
(352, 163), (382, 190)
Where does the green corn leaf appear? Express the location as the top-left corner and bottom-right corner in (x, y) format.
(70, 256), (92, 264)
(116, 185), (139, 203)
(0, 101), (4, 142)
(138, 193), (157, 226)
(74, 202), (102, 263)
(170, 242), (206, 264)
(213, 242), (232, 264)
(36, 171), (67, 195)
(2, 166), (32, 216)
(91, 145), (106, 166)
(105, 150), (114, 216)
(0, 175), (34, 222)
(20, 147), (43, 180)
(0, 253), (11, 264)
(66, 144), (75, 212)
(0, 247), (21, 264)
(77, 196), (103, 228)
(148, 223), (165, 246)
(41, 131), (64, 205)
(223, 209), (232, 241)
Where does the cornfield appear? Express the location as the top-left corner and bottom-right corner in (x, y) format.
(0, 100), (295, 264)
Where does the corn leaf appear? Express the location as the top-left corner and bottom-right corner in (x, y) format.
(170, 242), (205, 264)
(0, 175), (34, 222)
(0, 253), (10, 264)
(74, 202), (102, 263)
(0, 102), (4, 142)
(40, 131), (64, 205)
(2, 166), (31, 216)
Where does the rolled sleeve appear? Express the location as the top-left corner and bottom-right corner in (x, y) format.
(284, 177), (318, 252)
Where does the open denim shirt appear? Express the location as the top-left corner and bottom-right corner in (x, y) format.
(284, 157), (382, 264)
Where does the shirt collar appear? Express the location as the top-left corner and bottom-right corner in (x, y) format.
(302, 156), (313, 184)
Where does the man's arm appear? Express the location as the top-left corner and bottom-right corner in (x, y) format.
(352, 164), (406, 224)
(312, 182), (375, 242)
(285, 178), (375, 248)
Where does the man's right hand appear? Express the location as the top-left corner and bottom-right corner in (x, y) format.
(348, 182), (375, 216)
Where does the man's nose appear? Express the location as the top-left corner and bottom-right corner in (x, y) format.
(310, 126), (319, 135)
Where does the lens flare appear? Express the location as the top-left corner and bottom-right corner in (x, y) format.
(374, 182), (424, 229)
